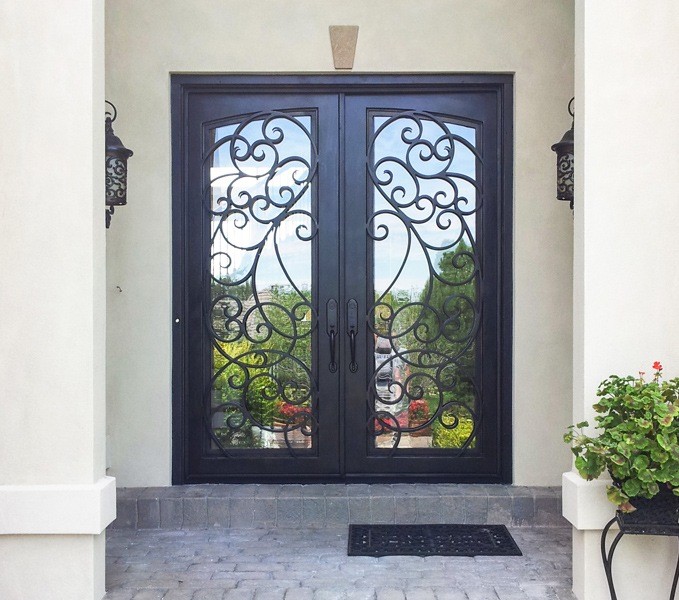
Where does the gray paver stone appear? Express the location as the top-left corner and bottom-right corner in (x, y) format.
(345, 591), (376, 600)
(348, 498), (371, 522)
(404, 590), (436, 600)
(230, 498), (255, 528)
(313, 591), (346, 600)
(253, 591), (286, 600)
(370, 497), (395, 524)
(113, 498), (138, 529)
(493, 587), (529, 600)
(104, 592), (135, 600)
(415, 498), (445, 524)
(286, 589), (314, 600)
(138, 499), (161, 529)
(276, 499), (302, 526)
(160, 498), (184, 529)
(326, 497), (350, 525)
(466, 497), (489, 524)
(254, 498), (277, 527)
(487, 497), (512, 524)
(394, 497), (419, 523)
(431, 590), (469, 600)
(162, 591), (197, 600)
(376, 590), (405, 600)
(303, 497), (326, 526)
(511, 498), (534, 526)
(132, 591), (169, 600)
(208, 498), (231, 528)
(224, 591), (254, 600)
(183, 498), (208, 528)
(464, 589), (499, 600)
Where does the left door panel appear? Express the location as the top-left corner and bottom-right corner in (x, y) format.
(176, 92), (340, 481)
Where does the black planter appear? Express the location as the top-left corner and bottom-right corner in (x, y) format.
(617, 484), (679, 535)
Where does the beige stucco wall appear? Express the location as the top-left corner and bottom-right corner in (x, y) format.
(0, 0), (110, 597)
(105, 0), (575, 486)
(568, 1), (679, 598)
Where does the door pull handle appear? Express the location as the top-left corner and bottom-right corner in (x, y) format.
(347, 299), (358, 373)
(326, 299), (338, 373)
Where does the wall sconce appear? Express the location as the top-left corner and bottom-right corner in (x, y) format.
(105, 101), (133, 228)
(551, 97), (574, 209)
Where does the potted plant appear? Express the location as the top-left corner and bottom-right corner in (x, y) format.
(408, 399), (431, 437)
(565, 362), (679, 522)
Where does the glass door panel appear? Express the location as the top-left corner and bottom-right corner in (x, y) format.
(207, 113), (317, 453)
(368, 112), (481, 453)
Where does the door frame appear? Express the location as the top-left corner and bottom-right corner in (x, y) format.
(171, 74), (513, 484)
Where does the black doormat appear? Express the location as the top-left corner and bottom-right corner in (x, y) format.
(348, 524), (522, 557)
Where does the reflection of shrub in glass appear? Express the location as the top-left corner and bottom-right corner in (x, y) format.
(432, 415), (475, 449)
(214, 423), (262, 449)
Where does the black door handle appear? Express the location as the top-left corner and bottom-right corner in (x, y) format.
(326, 299), (338, 373)
(347, 299), (358, 373)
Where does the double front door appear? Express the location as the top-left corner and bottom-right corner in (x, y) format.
(173, 75), (512, 483)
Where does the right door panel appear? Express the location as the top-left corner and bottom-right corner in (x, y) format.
(343, 92), (508, 480)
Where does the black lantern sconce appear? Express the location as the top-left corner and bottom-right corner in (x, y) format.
(551, 97), (574, 209)
(105, 101), (133, 228)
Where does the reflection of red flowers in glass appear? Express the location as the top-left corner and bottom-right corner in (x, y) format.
(653, 361), (663, 371)
(277, 402), (306, 420)
(408, 400), (430, 420)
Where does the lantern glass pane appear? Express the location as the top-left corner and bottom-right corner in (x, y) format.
(556, 151), (573, 201)
(106, 155), (128, 206)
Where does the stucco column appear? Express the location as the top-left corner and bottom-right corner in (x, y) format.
(565, 1), (679, 599)
(0, 1), (114, 599)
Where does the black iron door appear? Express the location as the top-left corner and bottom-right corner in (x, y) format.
(173, 76), (512, 483)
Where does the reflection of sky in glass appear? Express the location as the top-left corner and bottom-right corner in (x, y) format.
(372, 115), (477, 298)
(210, 116), (313, 292)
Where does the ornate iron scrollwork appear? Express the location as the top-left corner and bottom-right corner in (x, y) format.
(366, 111), (483, 455)
(203, 111), (319, 456)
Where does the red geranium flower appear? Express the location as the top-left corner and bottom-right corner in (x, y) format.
(653, 361), (663, 371)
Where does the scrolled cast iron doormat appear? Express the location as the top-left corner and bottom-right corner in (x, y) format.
(348, 524), (522, 557)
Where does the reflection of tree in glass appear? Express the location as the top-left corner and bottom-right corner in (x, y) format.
(211, 277), (251, 302)
(394, 239), (479, 444)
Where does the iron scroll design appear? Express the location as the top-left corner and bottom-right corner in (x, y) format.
(366, 110), (483, 455)
(202, 111), (319, 456)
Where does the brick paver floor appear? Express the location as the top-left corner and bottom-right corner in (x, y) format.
(105, 527), (576, 600)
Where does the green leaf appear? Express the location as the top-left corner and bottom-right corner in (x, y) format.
(633, 455), (650, 471)
(658, 434), (671, 451)
(606, 485), (628, 506)
(651, 448), (669, 463)
(660, 415), (674, 427)
(576, 421), (589, 428)
(622, 479), (641, 497)
(610, 454), (626, 466)
(617, 442), (632, 458)
(638, 469), (654, 483)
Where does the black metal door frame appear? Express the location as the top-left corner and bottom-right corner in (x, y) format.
(172, 74), (513, 484)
